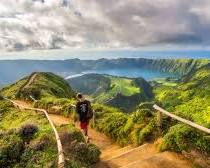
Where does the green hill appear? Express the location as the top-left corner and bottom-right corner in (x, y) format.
(68, 74), (154, 112)
(0, 73), (100, 168)
(154, 64), (210, 154)
(1, 72), (75, 100)
(155, 64), (210, 126)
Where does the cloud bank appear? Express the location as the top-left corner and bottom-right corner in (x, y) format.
(0, 0), (210, 51)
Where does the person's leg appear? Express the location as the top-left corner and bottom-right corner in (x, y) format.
(80, 121), (89, 142)
(84, 127), (88, 136)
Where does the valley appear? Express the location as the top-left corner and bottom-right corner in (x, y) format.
(0, 58), (210, 168)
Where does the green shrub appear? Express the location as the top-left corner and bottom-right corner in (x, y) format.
(159, 124), (210, 154)
(131, 108), (152, 123)
(69, 141), (101, 165)
(93, 103), (157, 145)
(130, 124), (145, 145)
(138, 119), (157, 144)
(19, 124), (38, 143)
(59, 126), (85, 146)
(31, 136), (51, 151)
(34, 97), (76, 117)
(0, 131), (24, 167)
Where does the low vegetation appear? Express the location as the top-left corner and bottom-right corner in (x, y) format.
(0, 99), (57, 167)
(92, 102), (158, 146)
(34, 97), (76, 117)
(154, 64), (210, 155)
(0, 99), (100, 168)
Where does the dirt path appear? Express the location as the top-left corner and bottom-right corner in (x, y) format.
(13, 100), (32, 108)
(23, 73), (37, 89)
(49, 114), (118, 151)
(13, 100), (192, 168)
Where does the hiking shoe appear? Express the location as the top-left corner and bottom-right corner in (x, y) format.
(86, 136), (91, 143)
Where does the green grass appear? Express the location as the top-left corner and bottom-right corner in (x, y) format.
(0, 78), (27, 99)
(92, 103), (158, 146)
(0, 100), (57, 167)
(0, 99), (101, 167)
(154, 64), (210, 154)
(34, 97), (77, 119)
(109, 77), (140, 96)
(1, 72), (75, 100)
(92, 76), (140, 103)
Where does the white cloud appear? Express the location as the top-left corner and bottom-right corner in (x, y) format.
(0, 0), (209, 52)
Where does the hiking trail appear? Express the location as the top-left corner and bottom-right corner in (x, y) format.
(13, 100), (192, 168)
(23, 73), (37, 89)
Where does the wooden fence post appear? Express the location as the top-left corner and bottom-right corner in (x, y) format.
(153, 104), (210, 135)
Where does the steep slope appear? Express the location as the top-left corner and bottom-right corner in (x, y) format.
(1, 72), (75, 100)
(68, 73), (110, 95)
(68, 74), (153, 112)
(84, 58), (209, 76)
(154, 64), (210, 156)
(155, 64), (210, 125)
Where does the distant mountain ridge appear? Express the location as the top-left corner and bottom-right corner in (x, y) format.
(0, 58), (209, 86)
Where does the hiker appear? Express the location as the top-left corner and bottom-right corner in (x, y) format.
(75, 93), (93, 142)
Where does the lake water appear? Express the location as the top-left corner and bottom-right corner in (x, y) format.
(65, 68), (179, 81)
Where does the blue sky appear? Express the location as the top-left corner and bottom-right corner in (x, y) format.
(0, 0), (210, 59)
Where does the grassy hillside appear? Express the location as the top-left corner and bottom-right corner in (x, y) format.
(68, 74), (154, 112)
(68, 74), (110, 95)
(92, 103), (158, 146)
(154, 64), (210, 154)
(0, 73), (101, 168)
(1, 72), (75, 100)
(155, 64), (210, 126)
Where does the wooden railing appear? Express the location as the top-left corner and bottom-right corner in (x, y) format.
(3, 97), (65, 168)
(153, 104), (210, 134)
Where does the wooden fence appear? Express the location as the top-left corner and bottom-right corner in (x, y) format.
(3, 97), (65, 168)
(153, 104), (210, 134)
